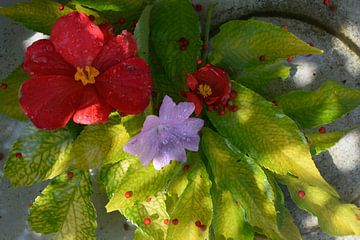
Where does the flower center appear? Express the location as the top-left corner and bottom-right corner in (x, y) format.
(197, 84), (212, 98)
(74, 66), (100, 86)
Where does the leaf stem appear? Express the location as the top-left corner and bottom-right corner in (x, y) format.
(202, 3), (216, 63)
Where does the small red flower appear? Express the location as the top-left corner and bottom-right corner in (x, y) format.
(183, 65), (231, 116)
(20, 12), (152, 130)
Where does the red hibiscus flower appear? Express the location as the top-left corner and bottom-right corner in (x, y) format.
(20, 12), (152, 130)
(183, 64), (231, 116)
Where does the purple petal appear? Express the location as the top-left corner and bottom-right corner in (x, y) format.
(142, 115), (160, 132)
(153, 145), (186, 170)
(123, 129), (158, 167)
(159, 95), (195, 123)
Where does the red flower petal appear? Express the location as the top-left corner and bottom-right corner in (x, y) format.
(73, 86), (113, 125)
(184, 91), (203, 116)
(96, 57), (152, 115)
(19, 75), (84, 130)
(186, 74), (198, 90)
(23, 39), (75, 76)
(51, 12), (104, 67)
(194, 66), (230, 104)
(93, 30), (137, 73)
(99, 23), (115, 43)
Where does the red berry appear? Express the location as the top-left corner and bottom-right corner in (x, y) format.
(259, 55), (266, 61)
(15, 152), (22, 158)
(323, 0), (330, 6)
(183, 165), (190, 171)
(1, 83), (8, 90)
(146, 197), (152, 202)
(231, 106), (238, 112)
(287, 56), (294, 62)
(319, 127), (326, 134)
(172, 219), (179, 225)
(197, 59), (203, 65)
(144, 217), (151, 225)
(125, 191), (133, 199)
(195, 220), (202, 227)
(58, 5), (64, 11)
(164, 219), (169, 225)
(67, 171), (74, 179)
(297, 190), (306, 198)
(199, 225), (207, 232)
(194, 4), (202, 12)
(281, 24), (288, 31)
(230, 91), (237, 99)
(182, 39), (189, 47)
(119, 18), (126, 24)
(330, 4), (337, 12)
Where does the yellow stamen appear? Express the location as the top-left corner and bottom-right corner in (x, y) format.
(74, 66), (100, 86)
(198, 84), (212, 98)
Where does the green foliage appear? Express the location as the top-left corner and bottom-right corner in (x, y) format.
(4, 124), (78, 187)
(276, 81), (360, 128)
(209, 20), (322, 93)
(134, 5), (152, 62)
(150, 0), (201, 98)
(202, 128), (283, 239)
(70, 0), (152, 32)
(207, 82), (338, 197)
(69, 119), (134, 169)
(306, 130), (347, 155)
(29, 170), (96, 239)
(212, 187), (254, 240)
(165, 153), (213, 240)
(282, 176), (360, 236)
(0, 66), (28, 120)
(0, 0), (73, 34)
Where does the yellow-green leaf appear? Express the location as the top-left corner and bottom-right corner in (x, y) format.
(0, 0), (73, 34)
(201, 128), (282, 239)
(209, 19), (322, 92)
(29, 170), (96, 239)
(69, 121), (132, 169)
(0, 66), (28, 120)
(306, 130), (347, 155)
(4, 124), (78, 187)
(282, 176), (360, 236)
(276, 81), (360, 128)
(166, 153), (213, 240)
(207, 82), (338, 197)
(212, 187), (254, 240)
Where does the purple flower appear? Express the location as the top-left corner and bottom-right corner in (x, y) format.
(124, 95), (204, 170)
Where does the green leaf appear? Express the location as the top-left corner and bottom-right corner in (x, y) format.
(166, 153), (213, 240)
(306, 130), (347, 155)
(0, 66), (28, 120)
(212, 187), (254, 240)
(150, 0), (201, 97)
(201, 128), (282, 239)
(103, 158), (178, 239)
(207, 82), (338, 197)
(209, 19), (322, 92)
(276, 81), (360, 128)
(0, 0), (73, 34)
(134, 5), (153, 62)
(29, 170), (96, 239)
(69, 120), (133, 169)
(282, 176), (360, 236)
(70, 0), (152, 32)
(4, 124), (78, 187)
